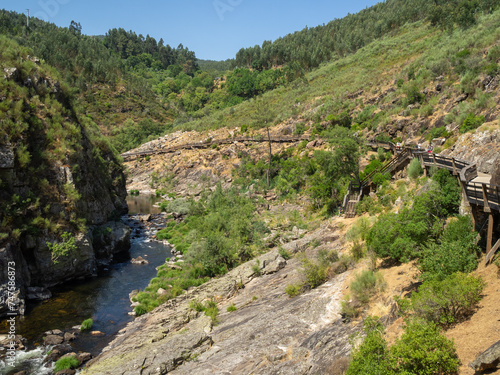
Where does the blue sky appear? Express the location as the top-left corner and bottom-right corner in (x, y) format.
(3, 0), (381, 60)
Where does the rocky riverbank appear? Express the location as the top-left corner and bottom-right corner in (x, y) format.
(81, 218), (367, 375)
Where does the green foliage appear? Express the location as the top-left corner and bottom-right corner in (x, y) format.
(226, 304), (237, 312)
(46, 232), (78, 264)
(419, 216), (479, 281)
(129, 189), (140, 196)
(350, 270), (385, 304)
(400, 273), (485, 326)
(203, 299), (219, 323)
(278, 247), (292, 260)
(80, 318), (93, 331)
(459, 113), (485, 133)
(346, 216), (372, 242)
(189, 300), (206, 312)
(350, 241), (365, 261)
(390, 319), (460, 374)
(346, 317), (391, 375)
(404, 85), (425, 106)
(346, 317), (460, 375)
(408, 157), (423, 179)
(431, 169), (461, 216)
(54, 355), (80, 372)
(285, 283), (303, 297)
(135, 185), (267, 313)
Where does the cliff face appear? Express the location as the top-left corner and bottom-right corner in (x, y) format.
(0, 37), (129, 318)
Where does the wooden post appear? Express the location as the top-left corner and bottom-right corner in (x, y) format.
(452, 158), (458, 175)
(482, 184), (491, 213)
(486, 213), (494, 254)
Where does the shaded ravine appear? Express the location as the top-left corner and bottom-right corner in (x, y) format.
(0, 196), (170, 375)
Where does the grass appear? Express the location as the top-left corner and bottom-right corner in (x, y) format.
(80, 318), (93, 331)
(54, 355), (80, 372)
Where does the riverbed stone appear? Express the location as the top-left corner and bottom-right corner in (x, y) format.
(64, 332), (76, 342)
(44, 334), (64, 345)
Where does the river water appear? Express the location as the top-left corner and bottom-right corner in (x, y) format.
(0, 196), (169, 375)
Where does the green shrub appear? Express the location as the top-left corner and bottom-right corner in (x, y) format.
(129, 189), (140, 196)
(350, 241), (365, 261)
(285, 283), (303, 297)
(54, 355), (80, 372)
(350, 270), (385, 304)
(189, 299), (206, 312)
(400, 272), (485, 326)
(134, 304), (148, 316)
(80, 318), (93, 331)
(226, 304), (237, 312)
(47, 232), (78, 264)
(367, 188), (445, 263)
(404, 85), (425, 105)
(408, 158), (423, 179)
(459, 113), (484, 133)
(418, 216), (479, 281)
(204, 299), (219, 323)
(346, 318), (460, 375)
(390, 319), (460, 374)
(278, 247), (292, 260)
(346, 317), (391, 375)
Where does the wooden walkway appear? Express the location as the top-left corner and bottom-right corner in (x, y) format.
(343, 143), (500, 262)
(120, 135), (309, 161)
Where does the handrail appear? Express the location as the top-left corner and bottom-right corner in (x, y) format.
(346, 144), (497, 217)
(121, 135), (309, 160)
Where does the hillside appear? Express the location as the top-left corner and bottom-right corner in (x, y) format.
(0, 36), (129, 318)
(82, 6), (500, 375)
(0, 1), (499, 374)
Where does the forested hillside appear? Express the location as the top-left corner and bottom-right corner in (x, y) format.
(234, 0), (498, 70)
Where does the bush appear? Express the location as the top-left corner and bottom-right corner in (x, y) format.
(346, 317), (391, 375)
(227, 304), (237, 312)
(400, 272), (485, 326)
(350, 241), (365, 261)
(134, 304), (148, 316)
(390, 319), (460, 374)
(346, 318), (460, 375)
(80, 318), (93, 331)
(367, 188), (445, 262)
(350, 270), (385, 304)
(278, 246), (292, 260)
(285, 283), (303, 297)
(189, 299), (205, 312)
(418, 216), (479, 281)
(54, 355), (80, 372)
(204, 299), (219, 323)
(408, 158), (423, 179)
(459, 113), (484, 133)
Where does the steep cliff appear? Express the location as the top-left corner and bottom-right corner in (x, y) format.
(0, 36), (129, 317)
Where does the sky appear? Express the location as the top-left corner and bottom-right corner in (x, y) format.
(3, 0), (382, 61)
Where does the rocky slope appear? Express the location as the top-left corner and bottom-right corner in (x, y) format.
(82, 219), (363, 375)
(0, 38), (129, 318)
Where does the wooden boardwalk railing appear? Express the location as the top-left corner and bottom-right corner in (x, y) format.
(343, 145), (499, 262)
(120, 135), (309, 161)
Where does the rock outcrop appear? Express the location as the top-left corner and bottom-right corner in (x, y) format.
(469, 340), (500, 372)
(82, 223), (359, 375)
(0, 46), (130, 318)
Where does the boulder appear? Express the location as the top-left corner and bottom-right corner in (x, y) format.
(54, 369), (76, 375)
(469, 340), (500, 372)
(131, 256), (149, 265)
(26, 286), (52, 301)
(64, 332), (76, 342)
(44, 334), (64, 345)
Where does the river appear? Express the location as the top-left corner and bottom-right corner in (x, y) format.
(0, 195), (169, 375)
